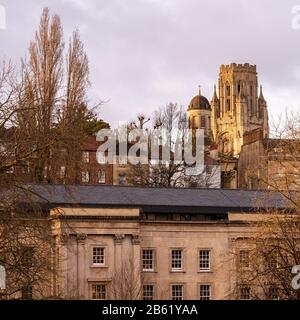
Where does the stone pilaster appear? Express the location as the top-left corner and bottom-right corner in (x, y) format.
(76, 233), (87, 299)
(114, 234), (125, 274)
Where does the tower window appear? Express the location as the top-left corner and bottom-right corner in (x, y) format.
(226, 85), (231, 96)
(201, 116), (206, 128)
(226, 99), (231, 111)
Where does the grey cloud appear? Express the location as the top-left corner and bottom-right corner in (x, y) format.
(0, 0), (299, 125)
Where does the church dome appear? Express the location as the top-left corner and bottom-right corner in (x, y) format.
(188, 94), (211, 111)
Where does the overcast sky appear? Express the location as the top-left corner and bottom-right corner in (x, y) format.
(0, 0), (300, 127)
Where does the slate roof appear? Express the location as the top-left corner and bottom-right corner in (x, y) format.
(18, 184), (291, 215)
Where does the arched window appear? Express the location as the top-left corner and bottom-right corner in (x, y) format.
(237, 81), (244, 95)
(226, 84), (231, 96)
(225, 82), (231, 111)
(201, 116), (206, 128)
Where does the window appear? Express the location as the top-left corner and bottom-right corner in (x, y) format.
(91, 284), (106, 300)
(119, 175), (126, 185)
(201, 116), (206, 128)
(98, 170), (106, 184)
(172, 285), (184, 300)
(226, 85), (231, 96)
(199, 250), (211, 272)
(268, 286), (279, 300)
(82, 151), (90, 163)
(21, 246), (34, 268)
(82, 171), (90, 183)
(21, 286), (33, 300)
(60, 166), (66, 179)
(142, 250), (154, 272)
(143, 285), (155, 300)
(171, 250), (183, 271)
(6, 167), (14, 174)
(239, 250), (250, 268)
(226, 99), (231, 111)
(240, 286), (251, 300)
(200, 285), (211, 300)
(238, 83), (241, 94)
(92, 247), (105, 266)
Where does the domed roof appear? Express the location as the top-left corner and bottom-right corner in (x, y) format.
(188, 94), (211, 111)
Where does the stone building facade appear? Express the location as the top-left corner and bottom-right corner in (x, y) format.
(46, 185), (288, 300)
(238, 128), (300, 190)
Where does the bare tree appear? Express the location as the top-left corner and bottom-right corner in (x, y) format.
(110, 256), (143, 300)
(128, 103), (220, 188)
(0, 7), (104, 299)
(232, 113), (300, 300)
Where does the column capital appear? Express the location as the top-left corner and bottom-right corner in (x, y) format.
(114, 234), (125, 245)
(76, 233), (87, 244)
(131, 234), (140, 245)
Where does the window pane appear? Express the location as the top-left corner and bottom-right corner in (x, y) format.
(172, 285), (183, 300)
(92, 284), (106, 300)
(82, 152), (90, 163)
(200, 285), (211, 300)
(82, 171), (89, 183)
(269, 286), (279, 300)
(93, 247), (105, 265)
(98, 170), (106, 184)
(199, 250), (211, 271)
(171, 250), (183, 271)
(240, 286), (251, 300)
(143, 285), (155, 300)
(201, 116), (206, 128)
(143, 250), (154, 271)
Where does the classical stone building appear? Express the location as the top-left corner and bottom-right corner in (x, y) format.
(41, 184), (288, 300)
(187, 63), (270, 189)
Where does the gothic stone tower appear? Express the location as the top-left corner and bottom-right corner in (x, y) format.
(211, 63), (269, 157)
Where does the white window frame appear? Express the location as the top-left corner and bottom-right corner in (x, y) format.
(240, 286), (251, 300)
(142, 249), (155, 272)
(98, 170), (106, 184)
(199, 284), (212, 300)
(143, 284), (155, 300)
(82, 171), (90, 183)
(170, 249), (184, 272)
(199, 249), (211, 272)
(91, 283), (106, 300)
(92, 246), (105, 267)
(82, 151), (90, 164)
(171, 284), (184, 300)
